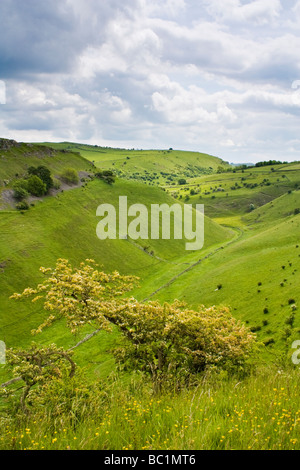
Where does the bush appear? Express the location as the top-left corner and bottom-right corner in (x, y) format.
(27, 175), (47, 196)
(16, 201), (30, 211)
(263, 337), (275, 346)
(285, 314), (295, 326)
(11, 259), (256, 395)
(60, 168), (79, 185)
(12, 179), (29, 200)
(95, 170), (115, 185)
(112, 301), (256, 391)
(28, 165), (53, 191)
(250, 325), (261, 332)
(52, 178), (61, 190)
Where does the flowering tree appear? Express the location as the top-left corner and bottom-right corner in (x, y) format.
(10, 258), (139, 335)
(3, 343), (75, 412)
(8, 258), (256, 397)
(110, 300), (256, 391)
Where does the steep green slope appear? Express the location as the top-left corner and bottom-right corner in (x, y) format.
(171, 164), (300, 219)
(243, 190), (300, 227)
(135, 204), (300, 351)
(0, 174), (232, 349)
(0, 139), (93, 182)
(2, 139), (300, 370)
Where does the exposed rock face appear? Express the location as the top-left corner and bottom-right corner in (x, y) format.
(0, 138), (21, 150)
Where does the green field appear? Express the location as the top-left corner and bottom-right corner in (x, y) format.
(1, 139), (300, 450)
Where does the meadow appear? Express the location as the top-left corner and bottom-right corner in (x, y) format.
(1, 139), (300, 451)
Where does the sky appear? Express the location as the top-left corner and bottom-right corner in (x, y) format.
(0, 0), (300, 163)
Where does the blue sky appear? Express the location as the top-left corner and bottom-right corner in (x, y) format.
(0, 0), (300, 163)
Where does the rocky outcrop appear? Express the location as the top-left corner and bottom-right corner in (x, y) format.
(0, 138), (21, 150)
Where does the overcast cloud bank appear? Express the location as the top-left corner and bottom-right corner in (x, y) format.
(0, 0), (300, 163)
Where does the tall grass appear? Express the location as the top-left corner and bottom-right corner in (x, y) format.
(1, 363), (300, 450)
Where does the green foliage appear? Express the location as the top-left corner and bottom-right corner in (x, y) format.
(3, 364), (300, 450)
(60, 167), (79, 185)
(52, 177), (61, 190)
(255, 160), (287, 167)
(27, 175), (47, 197)
(2, 343), (76, 412)
(16, 201), (30, 211)
(95, 170), (115, 184)
(111, 300), (255, 391)
(12, 179), (29, 200)
(28, 165), (53, 191)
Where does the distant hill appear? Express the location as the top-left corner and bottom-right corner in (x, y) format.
(39, 141), (230, 185)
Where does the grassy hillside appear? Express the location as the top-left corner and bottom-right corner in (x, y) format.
(1, 141), (300, 354)
(0, 176), (231, 348)
(137, 212), (300, 351)
(0, 139), (93, 182)
(40, 142), (229, 185)
(2, 140), (300, 451)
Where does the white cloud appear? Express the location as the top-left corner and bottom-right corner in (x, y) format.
(204, 0), (282, 25)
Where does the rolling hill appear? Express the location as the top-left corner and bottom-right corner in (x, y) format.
(2, 139), (300, 451)
(0, 141), (232, 353)
(1, 139), (300, 371)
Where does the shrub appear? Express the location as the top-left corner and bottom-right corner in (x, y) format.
(263, 337), (275, 346)
(285, 314), (295, 326)
(60, 168), (79, 185)
(27, 175), (47, 196)
(112, 301), (255, 391)
(95, 170), (115, 185)
(28, 165), (53, 191)
(12, 179), (29, 200)
(52, 178), (61, 190)
(250, 325), (261, 332)
(16, 201), (30, 211)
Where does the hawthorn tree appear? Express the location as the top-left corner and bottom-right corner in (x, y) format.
(2, 343), (76, 412)
(8, 258), (256, 396)
(110, 300), (256, 392)
(10, 258), (139, 335)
